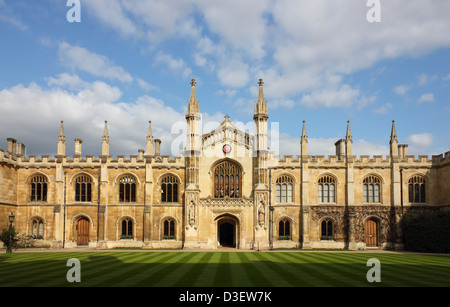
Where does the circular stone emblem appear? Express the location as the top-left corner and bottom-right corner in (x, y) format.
(222, 144), (232, 154)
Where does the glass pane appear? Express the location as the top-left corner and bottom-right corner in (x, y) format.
(408, 184), (414, 203)
(43, 183), (47, 202)
(330, 184), (335, 203)
(37, 183), (42, 201)
(276, 185), (281, 203)
(318, 184), (322, 203)
(128, 220), (133, 236)
(287, 184), (292, 202)
(131, 184), (136, 202)
(281, 184), (287, 202)
(87, 183), (91, 202)
(420, 184), (425, 202)
(414, 184), (419, 202)
(374, 184), (380, 203)
(31, 183), (36, 202)
(173, 184), (178, 202)
(368, 185), (373, 203)
(167, 184), (173, 202)
(363, 184), (367, 202)
(122, 220), (127, 236)
(81, 183), (86, 202)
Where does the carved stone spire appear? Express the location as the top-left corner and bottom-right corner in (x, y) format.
(254, 79), (268, 119)
(301, 120), (308, 156)
(345, 120), (353, 157)
(146, 120), (154, 156)
(101, 121), (109, 156)
(390, 120), (398, 157)
(57, 120), (66, 156)
(186, 79), (199, 116)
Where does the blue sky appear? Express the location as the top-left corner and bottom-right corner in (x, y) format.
(0, 0), (449, 158)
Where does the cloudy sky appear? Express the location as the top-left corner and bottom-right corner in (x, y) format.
(0, 0), (449, 158)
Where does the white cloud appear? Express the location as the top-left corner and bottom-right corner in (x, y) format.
(394, 85), (410, 95)
(82, 0), (450, 99)
(417, 93), (435, 104)
(46, 73), (88, 90)
(299, 83), (374, 109)
(84, 0), (142, 38)
(407, 133), (433, 154)
(58, 42), (133, 83)
(153, 52), (192, 79)
(372, 102), (393, 115)
(0, 80), (188, 156)
(136, 78), (158, 92)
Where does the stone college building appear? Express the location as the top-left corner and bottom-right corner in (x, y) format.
(1, 79), (449, 250)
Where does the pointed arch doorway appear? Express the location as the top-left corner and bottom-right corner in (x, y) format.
(216, 214), (239, 248)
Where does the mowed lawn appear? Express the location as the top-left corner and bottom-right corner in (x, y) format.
(0, 251), (449, 287)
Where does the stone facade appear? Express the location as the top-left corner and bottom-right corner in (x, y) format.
(0, 79), (449, 250)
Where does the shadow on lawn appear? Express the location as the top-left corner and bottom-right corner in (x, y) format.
(0, 254), (449, 287)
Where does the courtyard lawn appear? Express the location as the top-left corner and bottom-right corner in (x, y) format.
(0, 251), (449, 287)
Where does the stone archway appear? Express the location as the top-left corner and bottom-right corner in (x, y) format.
(216, 214), (239, 248)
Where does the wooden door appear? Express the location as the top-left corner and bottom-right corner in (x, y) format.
(77, 218), (89, 245)
(365, 219), (378, 247)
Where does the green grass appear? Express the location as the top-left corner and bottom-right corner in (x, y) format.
(0, 251), (449, 287)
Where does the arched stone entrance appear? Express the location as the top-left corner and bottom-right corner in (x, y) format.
(216, 214), (239, 248)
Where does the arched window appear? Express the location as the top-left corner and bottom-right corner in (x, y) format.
(30, 175), (48, 202)
(163, 219), (176, 239)
(318, 175), (336, 203)
(30, 217), (44, 238)
(75, 174), (92, 202)
(278, 218), (291, 240)
(321, 219), (333, 240)
(119, 175), (136, 203)
(161, 175), (179, 203)
(408, 175), (426, 203)
(213, 160), (241, 198)
(120, 218), (133, 239)
(363, 175), (381, 203)
(276, 175), (294, 203)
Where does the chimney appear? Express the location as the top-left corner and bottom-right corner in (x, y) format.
(7, 138), (16, 155)
(155, 139), (161, 156)
(335, 139), (345, 160)
(74, 138), (83, 156)
(398, 144), (408, 160)
(138, 149), (145, 160)
(16, 142), (26, 157)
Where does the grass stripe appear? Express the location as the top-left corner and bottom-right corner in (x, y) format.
(213, 253), (232, 287)
(235, 252), (273, 287)
(172, 252), (215, 287)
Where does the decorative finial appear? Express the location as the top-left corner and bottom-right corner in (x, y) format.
(191, 79), (196, 87)
(258, 78), (264, 86)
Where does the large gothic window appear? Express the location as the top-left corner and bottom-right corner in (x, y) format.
(213, 160), (241, 198)
(161, 175), (179, 203)
(75, 174), (92, 202)
(318, 175), (335, 203)
(119, 175), (137, 203)
(30, 175), (48, 202)
(363, 175), (381, 203)
(408, 175), (426, 203)
(276, 175), (294, 203)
